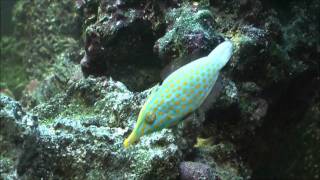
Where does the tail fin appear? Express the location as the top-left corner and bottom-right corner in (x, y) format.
(207, 40), (233, 70)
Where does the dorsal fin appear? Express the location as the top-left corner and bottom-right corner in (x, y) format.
(146, 85), (159, 102)
(160, 40), (233, 82)
(160, 52), (208, 82)
(160, 58), (191, 82)
(160, 60), (181, 83)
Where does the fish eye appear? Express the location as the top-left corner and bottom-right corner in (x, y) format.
(145, 112), (156, 124)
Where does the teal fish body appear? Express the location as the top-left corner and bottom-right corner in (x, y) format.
(124, 41), (233, 148)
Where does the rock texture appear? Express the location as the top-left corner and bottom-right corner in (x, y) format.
(179, 161), (217, 180)
(1, 80), (183, 179)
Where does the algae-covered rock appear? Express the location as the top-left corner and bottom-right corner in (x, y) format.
(0, 79), (185, 179)
(12, 0), (82, 79)
(192, 140), (252, 179)
(79, 0), (175, 91)
(179, 161), (217, 180)
(0, 95), (37, 179)
(20, 46), (83, 109)
(1, 0), (83, 108)
(0, 36), (29, 99)
(154, 4), (223, 66)
(80, 1), (223, 91)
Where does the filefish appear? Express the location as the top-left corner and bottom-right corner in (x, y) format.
(124, 40), (234, 148)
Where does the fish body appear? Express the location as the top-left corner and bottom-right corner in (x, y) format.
(124, 41), (233, 148)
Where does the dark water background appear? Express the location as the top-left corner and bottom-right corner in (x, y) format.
(1, 0), (17, 35)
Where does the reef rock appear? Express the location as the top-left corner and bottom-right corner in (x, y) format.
(179, 161), (217, 180)
(1, 0), (319, 179)
(0, 79), (185, 179)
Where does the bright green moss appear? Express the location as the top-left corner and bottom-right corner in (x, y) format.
(37, 94), (97, 125)
(12, 0), (81, 80)
(40, 118), (55, 125)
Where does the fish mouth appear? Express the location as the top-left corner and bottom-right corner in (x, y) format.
(123, 131), (138, 148)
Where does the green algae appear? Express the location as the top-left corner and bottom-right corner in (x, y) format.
(0, 37), (29, 99)
(39, 118), (55, 125)
(12, 0), (81, 80)
(37, 95), (97, 125)
(35, 91), (97, 125)
(157, 4), (217, 60)
(2, 0), (82, 104)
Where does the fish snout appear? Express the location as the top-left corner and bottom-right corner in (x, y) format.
(123, 131), (139, 148)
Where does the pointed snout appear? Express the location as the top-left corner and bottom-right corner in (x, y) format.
(221, 40), (233, 51)
(123, 131), (139, 148)
(207, 40), (234, 70)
